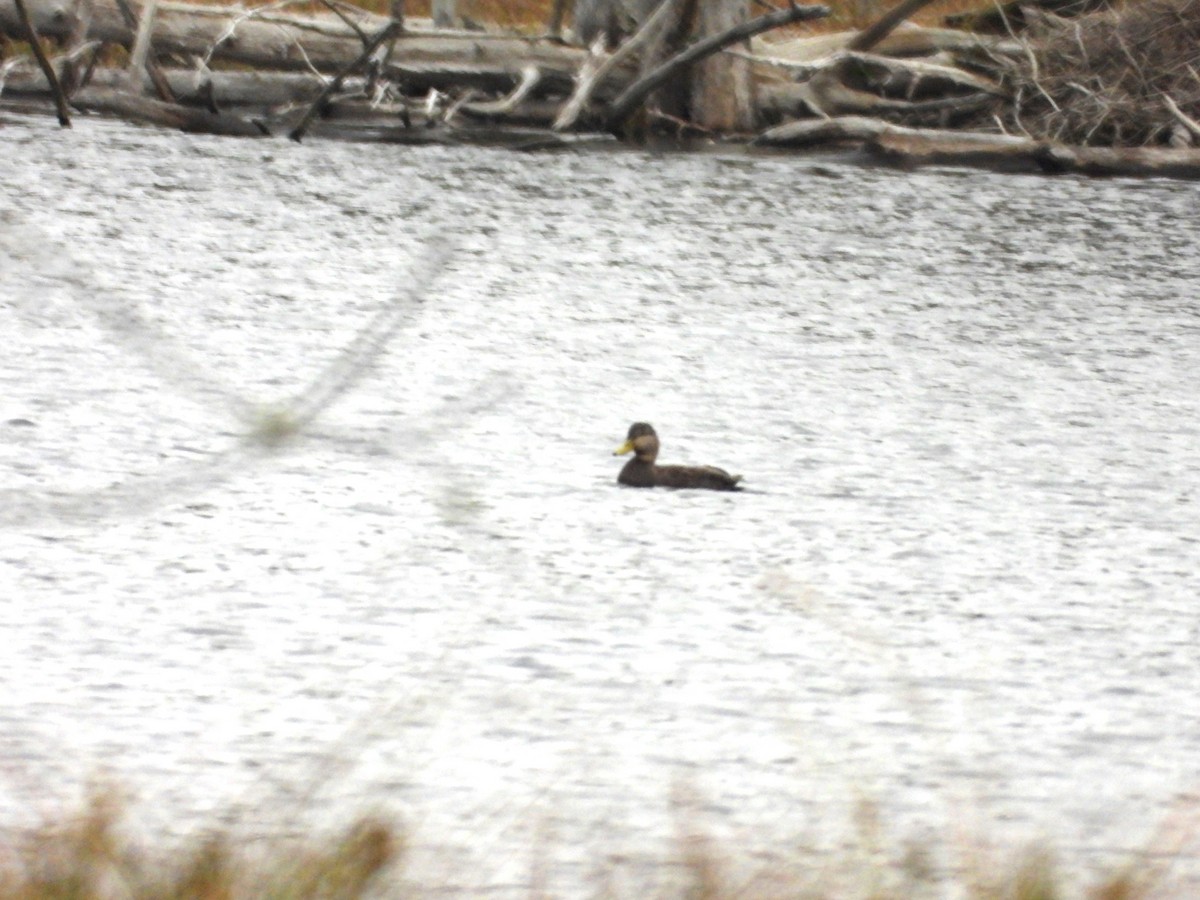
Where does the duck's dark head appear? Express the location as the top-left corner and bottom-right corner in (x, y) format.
(613, 422), (659, 463)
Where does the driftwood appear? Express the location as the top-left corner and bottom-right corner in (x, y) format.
(865, 127), (1047, 171)
(770, 78), (996, 121)
(4, 65), (354, 107)
(807, 51), (1002, 114)
(863, 129), (1200, 178)
(753, 114), (1040, 150)
(828, 52), (1005, 99)
(2, 0), (1197, 179)
(754, 113), (906, 146)
(0, 0), (640, 138)
(750, 25), (1021, 66)
(754, 50), (1004, 124)
(0, 0), (589, 81)
(1032, 144), (1200, 178)
(71, 85), (268, 133)
(751, 114), (1200, 178)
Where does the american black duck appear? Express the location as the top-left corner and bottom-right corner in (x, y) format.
(612, 422), (742, 491)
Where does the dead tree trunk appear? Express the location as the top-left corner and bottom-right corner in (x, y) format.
(606, 0), (828, 133)
(546, 0), (567, 39)
(690, 0), (754, 132)
(431, 0), (454, 27)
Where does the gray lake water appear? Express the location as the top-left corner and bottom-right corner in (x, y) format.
(2, 110), (1199, 895)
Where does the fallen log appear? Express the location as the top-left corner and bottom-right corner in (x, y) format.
(2, 65), (352, 108)
(71, 85), (269, 134)
(447, 95), (563, 127)
(1033, 144), (1200, 178)
(307, 112), (600, 148)
(817, 51), (1005, 101)
(756, 80), (823, 120)
(0, 0), (590, 83)
(865, 129), (1045, 171)
(4, 55), (572, 133)
(752, 115), (1200, 178)
(750, 24), (1022, 64)
(872, 134), (1200, 179)
(786, 50), (1005, 121)
(769, 77), (996, 121)
(753, 114), (1033, 149)
(754, 113), (884, 146)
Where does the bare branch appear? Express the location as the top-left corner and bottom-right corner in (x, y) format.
(1163, 92), (1200, 140)
(288, 18), (402, 142)
(845, 0), (941, 54)
(555, 0), (677, 131)
(11, 0), (71, 124)
(457, 64), (541, 116)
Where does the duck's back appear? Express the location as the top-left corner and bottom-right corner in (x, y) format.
(653, 464), (742, 491)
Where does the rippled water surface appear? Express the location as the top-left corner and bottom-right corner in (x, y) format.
(2, 111), (1200, 894)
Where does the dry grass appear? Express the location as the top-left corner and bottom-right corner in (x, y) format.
(0, 792), (400, 900)
(0, 789), (1194, 900)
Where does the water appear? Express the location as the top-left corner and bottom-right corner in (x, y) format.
(2, 110), (1199, 895)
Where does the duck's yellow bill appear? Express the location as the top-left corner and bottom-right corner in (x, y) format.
(613, 440), (635, 456)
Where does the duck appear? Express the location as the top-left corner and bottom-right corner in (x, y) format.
(612, 422), (742, 491)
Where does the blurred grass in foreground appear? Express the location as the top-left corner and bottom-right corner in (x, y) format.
(0, 792), (398, 900)
(0, 789), (1192, 899)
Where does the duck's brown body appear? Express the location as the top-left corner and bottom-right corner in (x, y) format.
(613, 423), (742, 491)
